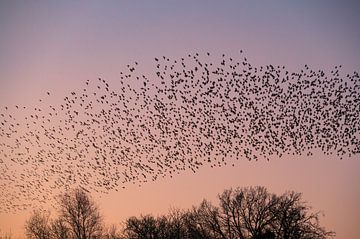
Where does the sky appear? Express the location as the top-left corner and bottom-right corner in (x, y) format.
(0, 1), (360, 238)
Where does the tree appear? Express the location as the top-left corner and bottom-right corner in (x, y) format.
(123, 215), (159, 239)
(0, 230), (12, 239)
(194, 186), (335, 239)
(181, 209), (212, 239)
(23, 186), (334, 239)
(102, 224), (122, 239)
(51, 218), (69, 239)
(122, 210), (193, 239)
(24, 188), (104, 239)
(25, 210), (52, 239)
(190, 200), (224, 239)
(58, 188), (103, 239)
(273, 191), (332, 239)
(164, 208), (190, 239)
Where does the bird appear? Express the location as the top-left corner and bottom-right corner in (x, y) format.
(0, 51), (359, 212)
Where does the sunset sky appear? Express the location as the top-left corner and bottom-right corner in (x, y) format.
(1, 1), (360, 238)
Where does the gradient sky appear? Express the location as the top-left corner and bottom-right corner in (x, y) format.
(1, 1), (360, 238)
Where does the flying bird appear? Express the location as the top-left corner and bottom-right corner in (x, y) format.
(0, 52), (359, 212)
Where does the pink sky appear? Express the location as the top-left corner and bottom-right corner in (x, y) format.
(1, 1), (359, 238)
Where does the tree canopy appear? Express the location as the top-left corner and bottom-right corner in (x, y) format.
(25, 186), (335, 239)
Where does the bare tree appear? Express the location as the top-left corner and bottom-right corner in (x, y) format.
(102, 224), (122, 239)
(194, 200), (228, 239)
(58, 188), (103, 239)
(165, 208), (190, 239)
(273, 191), (334, 239)
(25, 210), (52, 239)
(122, 211), (192, 239)
(194, 186), (335, 239)
(181, 209), (212, 239)
(51, 218), (69, 239)
(23, 186), (334, 239)
(123, 215), (159, 239)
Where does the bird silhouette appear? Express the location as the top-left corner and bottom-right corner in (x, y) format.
(0, 52), (359, 212)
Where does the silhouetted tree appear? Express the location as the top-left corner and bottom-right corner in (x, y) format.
(123, 215), (159, 239)
(122, 210), (194, 239)
(181, 209), (212, 239)
(122, 209), (217, 239)
(194, 200), (234, 239)
(193, 186), (335, 239)
(273, 191), (332, 239)
(23, 186), (334, 239)
(25, 210), (52, 239)
(51, 218), (69, 239)
(102, 224), (122, 239)
(161, 208), (187, 239)
(58, 188), (103, 239)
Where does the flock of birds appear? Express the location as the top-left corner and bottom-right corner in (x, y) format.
(1, 51), (359, 212)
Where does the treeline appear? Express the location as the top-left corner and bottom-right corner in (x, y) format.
(24, 186), (334, 239)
